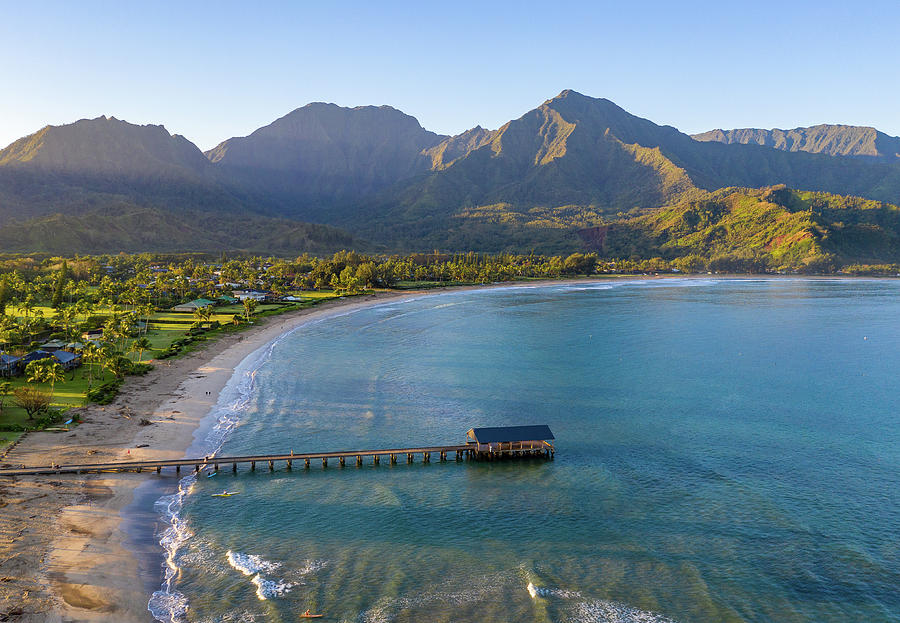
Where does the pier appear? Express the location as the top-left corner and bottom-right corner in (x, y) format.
(0, 426), (555, 477)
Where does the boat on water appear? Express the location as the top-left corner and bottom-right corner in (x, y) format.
(211, 491), (239, 497)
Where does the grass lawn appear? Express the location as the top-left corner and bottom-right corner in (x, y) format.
(0, 292), (345, 433)
(0, 363), (111, 431)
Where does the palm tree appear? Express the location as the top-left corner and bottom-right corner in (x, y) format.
(0, 381), (12, 415)
(242, 298), (258, 322)
(98, 342), (119, 381)
(129, 337), (152, 363)
(25, 359), (65, 404)
(192, 307), (206, 327)
(105, 354), (131, 379)
(82, 342), (101, 386)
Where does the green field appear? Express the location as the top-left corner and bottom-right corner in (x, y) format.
(0, 291), (342, 442)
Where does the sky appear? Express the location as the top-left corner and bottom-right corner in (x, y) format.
(1, 0), (898, 151)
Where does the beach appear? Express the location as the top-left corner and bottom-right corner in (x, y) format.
(0, 291), (416, 623)
(0, 277), (649, 622)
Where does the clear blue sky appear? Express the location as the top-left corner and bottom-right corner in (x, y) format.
(1, 0), (898, 151)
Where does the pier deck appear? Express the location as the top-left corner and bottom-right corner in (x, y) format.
(0, 441), (554, 477)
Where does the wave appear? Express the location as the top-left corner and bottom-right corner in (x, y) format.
(571, 599), (677, 623)
(226, 550), (281, 576)
(527, 581), (676, 623)
(148, 340), (275, 622)
(249, 574), (292, 601)
(227, 550), (327, 602)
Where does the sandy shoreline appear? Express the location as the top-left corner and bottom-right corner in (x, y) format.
(0, 290), (424, 622)
(0, 275), (677, 622)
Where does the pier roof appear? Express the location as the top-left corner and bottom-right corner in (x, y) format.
(466, 425), (555, 443)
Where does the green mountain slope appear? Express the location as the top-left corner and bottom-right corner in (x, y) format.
(0, 206), (364, 254)
(593, 186), (900, 269)
(692, 125), (900, 160)
(0, 116), (247, 223)
(342, 91), (900, 250)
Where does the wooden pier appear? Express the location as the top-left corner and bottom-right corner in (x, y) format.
(0, 426), (555, 477)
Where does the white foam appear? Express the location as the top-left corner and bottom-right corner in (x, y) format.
(148, 341), (273, 622)
(250, 574), (293, 601)
(527, 582), (582, 600)
(571, 599), (677, 623)
(226, 550), (281, 576)
(295, 558), (328, 577)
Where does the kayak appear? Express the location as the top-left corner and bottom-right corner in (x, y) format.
(211, 491), (239, 497)
(299, 615), (323, 619)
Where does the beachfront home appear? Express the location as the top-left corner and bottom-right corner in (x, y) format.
(0, 353), (22, 377)
(52, 350), (82, 371)
(82, 329), (103, 341)
(18, 350), (54, 369)
(233, 290), (269, 302)
(38, 339), (68, 352)
(173, 298), (216, 313)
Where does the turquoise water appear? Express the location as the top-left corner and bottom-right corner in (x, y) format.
(149, 279), (900, 623)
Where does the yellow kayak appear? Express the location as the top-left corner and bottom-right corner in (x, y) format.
(211, 491), (239, 497)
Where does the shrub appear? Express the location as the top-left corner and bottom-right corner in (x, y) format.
(129, 363), (154, 376)
(87, 379), (123, 405)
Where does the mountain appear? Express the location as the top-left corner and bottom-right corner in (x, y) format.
(344, 90), (900, 250)
(0, 206), (364, 255)
(692, 125), (900, 160)
(0, 116), (246, 223)
(3, 93), (900, 259)
(589, 186), (900, 270)
(206, 103), (446, 219)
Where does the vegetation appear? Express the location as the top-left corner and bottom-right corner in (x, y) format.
(2, 92), (900, 256)
(0, 241), (896, 448)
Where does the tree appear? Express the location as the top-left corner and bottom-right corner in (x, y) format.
(0, 278), (8, 316)
(0, 381), (11, 414)
(193, 306), (213, 328)
(82, 342), (101, 386)
(105, 355), (132, 379)
(26, 359), (66, 403)
(14, 386), (50, 421)
(129, 337), (152, 363)
(51, 260), (69, 309)
(242, 298), (258, 322)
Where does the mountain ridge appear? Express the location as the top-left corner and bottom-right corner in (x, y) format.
(2, 92), (900, 257)
(692, 124), (900, 160)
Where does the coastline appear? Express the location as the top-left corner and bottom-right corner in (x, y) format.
(0, 290), (420, 622)
(0, 273), (829, 621)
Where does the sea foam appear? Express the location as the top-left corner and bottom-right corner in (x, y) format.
(226, 550), (282, 576)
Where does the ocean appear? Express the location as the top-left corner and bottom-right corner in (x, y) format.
(146, 279), (900, 622)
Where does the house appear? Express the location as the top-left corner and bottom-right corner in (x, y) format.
(38, 339), (68, 352)
(233, 290), (268, 302)
(173, 298), (216, 313)
(216, 295), (239, 305)
(82, 329), (103, 341)
(53, 350), (82, 371)
(0, 353), (22, 378)
(19, 350), (54, 369)
(282, 295), (305, 302)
